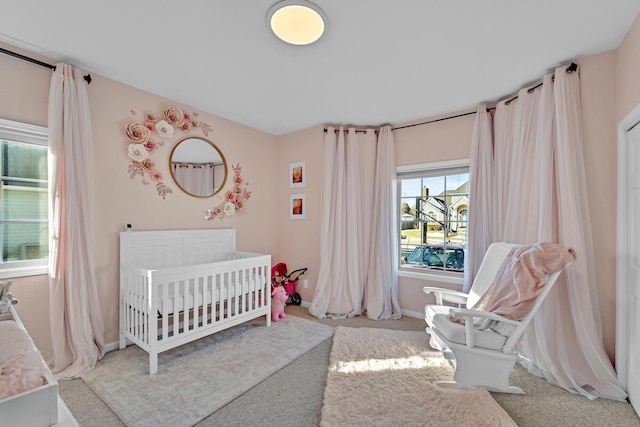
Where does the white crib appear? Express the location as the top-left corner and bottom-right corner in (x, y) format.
(119, 229), (271, 374)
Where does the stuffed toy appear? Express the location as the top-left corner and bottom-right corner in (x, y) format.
(271, 286), (288, 322)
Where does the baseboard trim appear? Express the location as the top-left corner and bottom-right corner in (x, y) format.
(104, 341), (119, 354)
(401, 309), (422, 319)
(299, 301), (422, 319)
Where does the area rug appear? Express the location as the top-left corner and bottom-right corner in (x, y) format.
(321, 326), (517, 427)
(82, 316), (334, 427)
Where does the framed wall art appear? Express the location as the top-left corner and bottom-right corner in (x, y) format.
(290, 194), (305, 219)
(289, 161), (305, 188)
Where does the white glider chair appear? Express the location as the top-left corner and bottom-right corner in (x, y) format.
(423, 242), (516, 351)
(424, 242), (570, 394)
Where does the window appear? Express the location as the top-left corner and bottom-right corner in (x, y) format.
(398, 160), (469, 276)
(0, 119), (49, 278)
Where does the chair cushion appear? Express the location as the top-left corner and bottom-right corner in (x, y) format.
(431, 313), (508, 351)
(424, 304), (450, 327)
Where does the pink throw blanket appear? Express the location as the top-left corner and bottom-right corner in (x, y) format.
(471, 242), (576, 320)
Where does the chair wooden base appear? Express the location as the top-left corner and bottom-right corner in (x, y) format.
(433, 329), (525, 394)
(435, 380), (525, 395)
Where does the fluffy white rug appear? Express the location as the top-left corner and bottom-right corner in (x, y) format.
(321, 326), (516, 427)
(82, 316), (334, 427)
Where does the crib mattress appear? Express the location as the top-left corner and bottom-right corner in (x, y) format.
(147, 279), (261, 315)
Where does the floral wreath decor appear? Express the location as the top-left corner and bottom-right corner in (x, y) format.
(125, 106), (213, 199)
(204, 163), (251, 221)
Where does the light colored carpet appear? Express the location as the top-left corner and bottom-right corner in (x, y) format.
(81, 315), (334, 427)
(321, 326), (517, 427)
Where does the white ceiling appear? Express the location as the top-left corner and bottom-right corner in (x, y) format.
(1, 0), (639, 136)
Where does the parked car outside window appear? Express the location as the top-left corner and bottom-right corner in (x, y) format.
(404, 243), (465, 272)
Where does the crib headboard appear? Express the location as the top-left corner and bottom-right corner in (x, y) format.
(120, 228), (236, 268)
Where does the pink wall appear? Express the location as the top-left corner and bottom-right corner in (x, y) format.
(617, 12), (640, 121)
(276, 126), (323, 303)
(0, 41), (278, 359)
(579, 51), (618, 360)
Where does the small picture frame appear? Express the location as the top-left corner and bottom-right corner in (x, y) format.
(290, 194), (305, 219)
(289, 161), (305, 188)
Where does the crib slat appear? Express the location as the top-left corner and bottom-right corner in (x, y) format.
(194, 276), (201, 331)
(125, 276), (131, 338)
(162, 282), (168, 341)
(147, 272), (156, 346)
(204, 275), (210, 325)
(173, 280), (179, 337)
(233, 270), (238, 316)
(223, 272), (228, 320)
(138, 275), (142, 342)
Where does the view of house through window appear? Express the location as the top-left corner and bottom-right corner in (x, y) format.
(398, 163), (469, 274)
(0, 119), (49, 274)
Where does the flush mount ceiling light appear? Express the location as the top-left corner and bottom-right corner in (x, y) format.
(267, 1), (327, 45)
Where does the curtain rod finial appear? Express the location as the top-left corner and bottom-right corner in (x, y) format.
(83, 74), (92, 84)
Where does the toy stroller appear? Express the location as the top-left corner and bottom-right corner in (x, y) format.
(271, 262), (307, 306)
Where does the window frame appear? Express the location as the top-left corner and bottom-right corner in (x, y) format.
(397, 159), (469, 284)
(0, 118), (49, 279)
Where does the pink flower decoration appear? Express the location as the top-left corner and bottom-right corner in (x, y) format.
(164, 107), (185, 127)
(127, 144), (149, 162)
(144, 139), (159, 152)
(204, 163), (250, 221)
(125, 123), (150, 143)
(141, 159), (155, 171)
(155, 120), (174, 139)
(126, 107), (212, 200)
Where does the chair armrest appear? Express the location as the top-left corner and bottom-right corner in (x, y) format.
(448, 308), (522, 326)
(423, 286), (468, 306)
(448, 308), (522, 348)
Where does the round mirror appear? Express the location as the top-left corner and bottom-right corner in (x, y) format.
(169, 137), (227, 197)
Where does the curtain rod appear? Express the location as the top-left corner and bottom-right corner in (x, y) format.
(503, 62), (577, 105)
(0, 47), (92, 84)
(324, 62), (578, 134)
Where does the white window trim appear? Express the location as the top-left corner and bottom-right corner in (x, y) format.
(398, 269), (464, 286)
(397, 158), (469, 175)
(0, 118), (49, 278)
(0, 260), (48, 279)
(397, 158), (469, 281)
